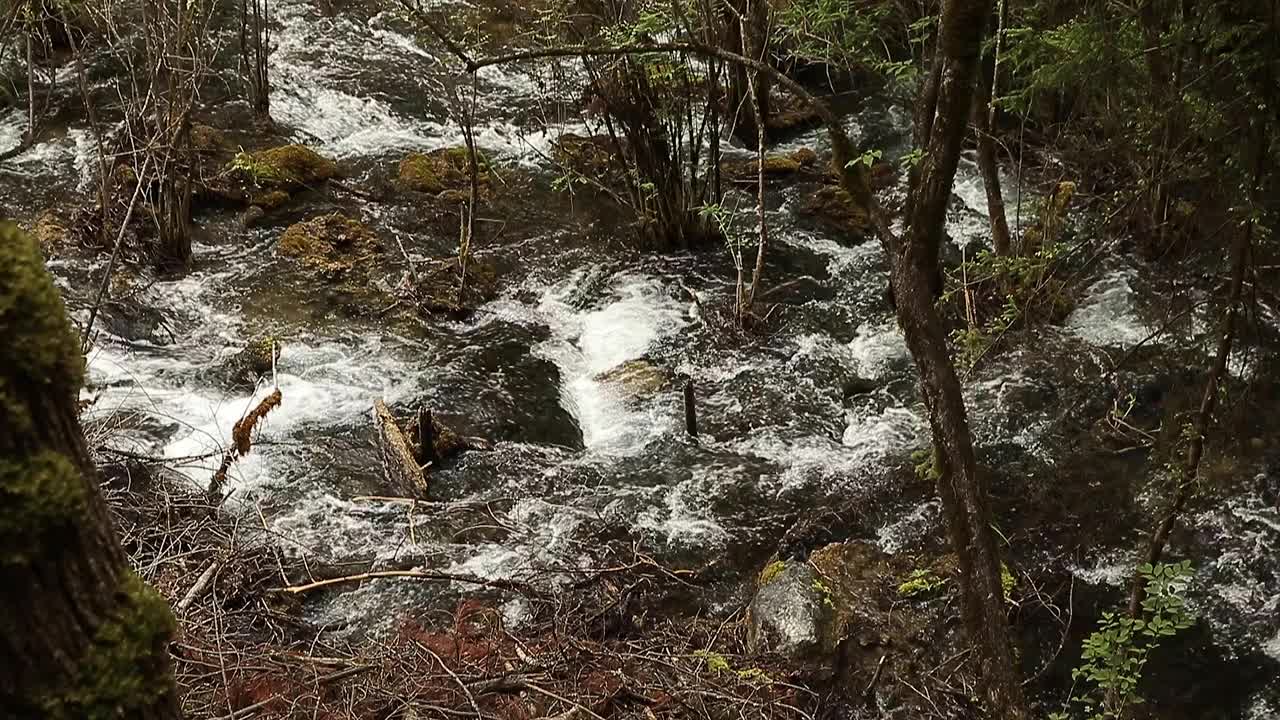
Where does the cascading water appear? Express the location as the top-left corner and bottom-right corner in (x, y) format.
(2, 0), (1277, 713)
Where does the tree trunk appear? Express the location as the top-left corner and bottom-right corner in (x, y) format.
(722, 0), (770, 147)
(0, 223), (183, 718)
(973, 16), (1011, 256)
(890, 1), (1028, 718)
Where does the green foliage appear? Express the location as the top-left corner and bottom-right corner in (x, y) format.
(898, 568), (945, 598)
(942, 242), (1071, 368)
(1051, 562), (1196, 720)
(812, 578), (835, 608)
(1001, 562), (1016, 602)
(774, 0), (917, 85)
(846, 148), (882, 169)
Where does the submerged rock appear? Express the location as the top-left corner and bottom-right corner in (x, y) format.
(799, 185), (872, 240)
(277, 213), (380, 280)
(594, 358), (670, 399)
(216, 336), (282, 390)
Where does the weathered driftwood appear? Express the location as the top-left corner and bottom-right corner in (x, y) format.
(373, 398), (429, 499)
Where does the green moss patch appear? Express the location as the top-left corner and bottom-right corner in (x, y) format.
(399, 147), (491, 195)
(0, 223), (84, 435)
(277, 213), (380, 280)
(38, 572), (178, 720)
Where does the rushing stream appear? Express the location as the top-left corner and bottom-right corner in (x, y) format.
(2, 0), (1278, 715)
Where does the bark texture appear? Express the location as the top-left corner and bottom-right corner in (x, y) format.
(0, 222), (183, 719)
(889, 2), (1028, 718)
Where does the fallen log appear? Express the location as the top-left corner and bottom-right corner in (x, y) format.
(373, 398), (429, 499)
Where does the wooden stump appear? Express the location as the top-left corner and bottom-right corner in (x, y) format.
(373, 399), (428, 499)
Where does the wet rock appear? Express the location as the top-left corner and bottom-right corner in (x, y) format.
(240, 206), (266, 229)
(748, 541), (929, 663)
(746, 560), (826, 656)
(594, 358), (670, 399)
(764, 105), (821, 135)
(250, 189), (291, 210)
(798, 185), (872, 240)
(415, 258), (499, 315)
(277, 213), (381, 280)
(720, 148), (819, 182)
(30, 210), (69, 256)
(97, 297), (173, 345)
(216, 336), (282, 390)
(398, 147), (490, 195)
(551, 133), (619, 184)
(403, 411), (494, 463)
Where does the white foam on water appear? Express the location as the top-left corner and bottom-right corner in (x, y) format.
(1066, 268), (1150, 347)
(737, 404), (920, 491)
(1265, 631), (1280, 662)
(876, 499), (940, 554)
(0, 110), (24, 157)
(512, 271), (687, 454)
(842, 405), (921, 459)
(779, 227), (883, 275)
(1071, 552), (1131, 586)
(269, 493), (407, 561)
(443, 499), (587, 582)
(846, 321), (909, 380)
(636, 471), (730, 549)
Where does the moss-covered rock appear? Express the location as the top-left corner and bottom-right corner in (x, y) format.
(721, 148), (818, 182)
(190, 124), (226, 154)
(215, 336), (282, 390)
(398, 147), (490, 195)
(551, 133), (620, 184)
(235, 144), (338, 189)
(30, 210), (69, 256)
(415, 258), (499, 315)
(277, 213), (380, 280)
(799, 184), (872, 239)
(250, 189), (291, 210)
(594, 358), (670, 399)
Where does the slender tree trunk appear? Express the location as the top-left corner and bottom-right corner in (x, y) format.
(974, 33), (1011, 256)
(722, 0), (769, 147)
(0, 223), (182, 718)
(890, 1), (1028, 718)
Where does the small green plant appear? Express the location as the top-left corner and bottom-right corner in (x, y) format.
(759, 560), (786, 587)
(846, 148), (882, 169)
(812, 578), (835, 608)
(898, 568), (945, 598)
(1001, 563), (1016, 602)
(900, 147), (926, 168)
(691, 650), (773, 684)
(228, 149), (278, 185)
(1051, 561), (1195, 720)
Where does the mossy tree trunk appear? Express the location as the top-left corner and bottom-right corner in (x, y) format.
(0, 223), (183, 719)
(889, 1), (1028, 718)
